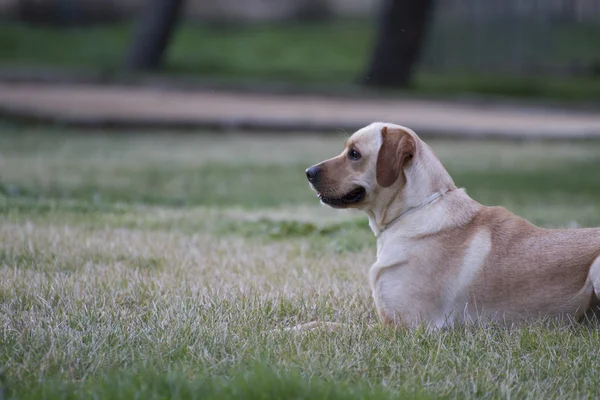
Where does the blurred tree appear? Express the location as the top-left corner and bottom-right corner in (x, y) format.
(125, 0), (185, 70)
(364, 0), (435, 88)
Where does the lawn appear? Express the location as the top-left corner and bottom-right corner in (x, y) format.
(1, 20), (600, 101)
(1, 125), (600, 399)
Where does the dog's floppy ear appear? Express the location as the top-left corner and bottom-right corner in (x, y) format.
(376, 126), (416, 188)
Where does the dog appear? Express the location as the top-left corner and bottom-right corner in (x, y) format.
(305, 122), (600, 328)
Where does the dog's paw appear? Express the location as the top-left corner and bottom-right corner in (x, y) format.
(266, 321), (346, 334)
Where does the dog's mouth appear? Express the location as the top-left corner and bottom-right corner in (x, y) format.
(318, 186), (366, 208)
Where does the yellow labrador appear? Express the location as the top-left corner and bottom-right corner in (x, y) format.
(305, 122), (600, 328)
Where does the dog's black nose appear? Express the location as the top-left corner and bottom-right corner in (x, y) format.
(305, 165), (320, 182)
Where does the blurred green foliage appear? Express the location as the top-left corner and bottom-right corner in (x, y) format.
(0, 21), (599, 100)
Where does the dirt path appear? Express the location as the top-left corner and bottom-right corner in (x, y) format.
(1, 82), (599, 139)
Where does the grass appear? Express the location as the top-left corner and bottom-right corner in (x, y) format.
(1, 20), (600, 100)
(1, 125), (600, 399)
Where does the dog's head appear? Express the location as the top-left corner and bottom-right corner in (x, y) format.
(305, 123), (419, 210)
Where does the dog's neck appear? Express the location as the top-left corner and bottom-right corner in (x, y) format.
(375, 190), (449, 237)
(366, 147), (457, 237)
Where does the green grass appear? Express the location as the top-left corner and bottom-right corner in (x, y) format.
(15, 366), (409, 400)
(1, 20), (600, 100)
(2, 125), (600, 399)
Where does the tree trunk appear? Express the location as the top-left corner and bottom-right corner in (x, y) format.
(363, 0), (435, 88)
(125, 0), (185, 71)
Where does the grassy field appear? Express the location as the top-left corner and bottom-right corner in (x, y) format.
(2, 125), (600, 399)
(1, 20), (600, 101)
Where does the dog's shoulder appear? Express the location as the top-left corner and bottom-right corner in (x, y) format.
(473, 205), (537, 235)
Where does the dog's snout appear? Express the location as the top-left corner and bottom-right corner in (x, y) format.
(305, 165), (320, 183)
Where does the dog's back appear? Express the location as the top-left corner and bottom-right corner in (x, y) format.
(469, 206), (600, 320)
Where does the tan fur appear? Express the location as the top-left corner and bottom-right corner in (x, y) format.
(307, 122), (600, 328)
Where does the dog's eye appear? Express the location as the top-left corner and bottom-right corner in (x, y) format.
(348, 149), (361, 160)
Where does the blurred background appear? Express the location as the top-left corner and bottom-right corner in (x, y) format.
(0, 0), (599, 214)
(1, 0), (599, 98)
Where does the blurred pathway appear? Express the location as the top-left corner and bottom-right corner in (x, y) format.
(1, 82), (600, 139)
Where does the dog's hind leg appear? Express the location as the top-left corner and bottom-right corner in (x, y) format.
(591, 256), (600, 298)
(582, 256), (600, 325)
